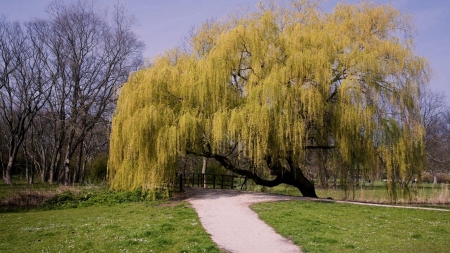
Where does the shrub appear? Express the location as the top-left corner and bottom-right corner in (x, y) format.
(1, 185), (172, 211)
(0, 190), (54, 211)
(422, 173), (450, 184)
(87, 154), (108, 182)
(40, 188), (147, 209)
(436, 174), (450, 183)
(421, 174), (433, 183)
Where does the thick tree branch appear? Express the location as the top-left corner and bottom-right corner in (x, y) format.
(186, 149), (318, 197)
(186, 150), (284, 187)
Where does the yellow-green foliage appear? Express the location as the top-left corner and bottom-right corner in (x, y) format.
(108, 1), (429, 192)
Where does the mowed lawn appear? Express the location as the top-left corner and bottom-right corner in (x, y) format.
(252, 201), (450, 253)
(0, 202), (221, 253)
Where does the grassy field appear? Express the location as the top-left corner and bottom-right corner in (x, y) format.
(1, 180), (449, 253)
(0, 181), (221, 253)
(251, 201), (450, 253)
(0, 201), (221, 253)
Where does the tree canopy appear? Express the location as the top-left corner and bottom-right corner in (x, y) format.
(108, 1), (429, 197)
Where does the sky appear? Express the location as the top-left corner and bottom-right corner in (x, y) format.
(1, 0), (449, 102)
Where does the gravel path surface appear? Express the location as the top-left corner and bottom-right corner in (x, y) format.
(186, 188), (304, 253)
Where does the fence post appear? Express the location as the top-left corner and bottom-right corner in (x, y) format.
(179, 174), (183, 192)
(213, 174), (216, 189)
(230, 175), (234, 189)
(221, 175), (224, 189)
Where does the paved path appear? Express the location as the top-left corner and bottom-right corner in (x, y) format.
(185, 188), (449, 253)
(186, 188), (303, 253)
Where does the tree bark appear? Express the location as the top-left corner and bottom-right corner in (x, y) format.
(73, 143), (84, 184)
(48, 153), (58, 184)
(4, 142), (21, 184)
(5, 158), (14, 185)
(24, 149), (34, 184)
(202, 157), (207, 188)
(80, 155), (88, 183)
(63, 150), (71, 186)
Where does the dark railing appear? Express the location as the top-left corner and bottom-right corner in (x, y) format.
(177, 173), (236, 191)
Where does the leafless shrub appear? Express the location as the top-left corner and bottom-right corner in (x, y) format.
(0, 190), (55, 211)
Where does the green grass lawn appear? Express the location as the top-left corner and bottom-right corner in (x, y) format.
(251, 200), (450, 253)
(0, 202), (221, 253)
(2, 180), (448, 253)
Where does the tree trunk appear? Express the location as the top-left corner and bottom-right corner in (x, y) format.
(207, 152), (318, 198)
(63, 152), (71, 185)
(202, 157), (207, 188)
(2, 166), (5, 184)
(48, 167), (54, 184)
(38, 147), (47, 183)
(48, 151), (61, 184)
(25, 151), (34, 184)
(4, 144), (20, 184)
(4, 132), (27, 184)
(80, 156), (88, 183)
(318, 166), (329, 188)
(27, 165), (34, 184)
(63, 129), (76, 185)
(284, 159), (318, 198)
(73, 145), (83, 184)
(5, 158), (14, 185)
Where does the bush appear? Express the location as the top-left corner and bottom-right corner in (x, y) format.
(0, 190), (54, 211)
(40, 188), (149, 209)
(422, 173), (450, 184)
(436, 174), (450, 183)
(422, 174), (433, 183)
(87, 154), (108, 182)
(1, 186), (172, 211)
(41, 191), (78, 209)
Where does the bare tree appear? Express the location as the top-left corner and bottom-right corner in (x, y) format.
(25, 1), (143, 185)
(0, 18), (50, 184)
(420, 87), (449, 183)
(26, 16), (71, 183)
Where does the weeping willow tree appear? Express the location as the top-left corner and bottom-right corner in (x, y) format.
(108, 1), (429, 198)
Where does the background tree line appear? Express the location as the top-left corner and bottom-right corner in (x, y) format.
(0, 0), (144, 185)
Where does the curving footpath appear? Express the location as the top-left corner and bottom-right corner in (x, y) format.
(186, 188), (449, 253)
(186, 188), (304, 253)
